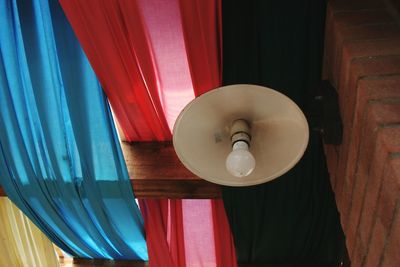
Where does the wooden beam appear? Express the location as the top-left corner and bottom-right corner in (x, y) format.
(67, 258), (147, 267)
(131, 178), (221, 198)
(60, 259), (341, 267)
(237, 264), (341, 267)
(123, 141), (221, 198)
(0, 142), (222, 199)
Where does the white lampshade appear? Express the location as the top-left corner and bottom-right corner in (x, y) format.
(173, 84), (309, 186)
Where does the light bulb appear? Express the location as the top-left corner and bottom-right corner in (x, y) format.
(226, 141), (256, 177)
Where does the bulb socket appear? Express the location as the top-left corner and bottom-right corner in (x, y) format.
(230, 119), (251, 136)
(231, 132), (251, 147)
(230, 119), (252, 148)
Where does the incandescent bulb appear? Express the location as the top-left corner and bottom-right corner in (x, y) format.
(226, 141), (256, 177)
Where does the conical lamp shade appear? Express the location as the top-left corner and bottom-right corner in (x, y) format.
(173, 84), (309, 186)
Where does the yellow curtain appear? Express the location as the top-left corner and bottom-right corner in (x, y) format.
(0, 197), (60, 267)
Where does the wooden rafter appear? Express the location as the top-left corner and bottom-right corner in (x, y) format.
(64, 258), (147, 267)
(238, 264), (341, 267)
(123, 141), (221, 198)
(62, 259), (341, 267)
(0, 142), (221, 199)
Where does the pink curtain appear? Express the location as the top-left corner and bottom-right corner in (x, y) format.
(139, 200), (236, 267)
(60, 0), (237, 266)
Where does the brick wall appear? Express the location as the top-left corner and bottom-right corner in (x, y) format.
(322, 0), (400, 266)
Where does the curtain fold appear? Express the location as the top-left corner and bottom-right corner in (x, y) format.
(61, 0), (237, 266)
(0, 197), (60, 267)
(0, 0), (147, 260)
(179, 0), (222, 97)
(60, 0), (177, 141)
(221, 0), (345, 264)
(139, 199), (237, 267)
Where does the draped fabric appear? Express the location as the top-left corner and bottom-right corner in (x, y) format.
(179, 0), (222, 97)
(221, 0), (345, 264)
(61, 0), (222, 141)
(61, 0), (180, 141)
(0, 197), (60, 267)
(139, 200), (237, 267)
(0, 0), (147, 260)
(61, 1), (237, 266)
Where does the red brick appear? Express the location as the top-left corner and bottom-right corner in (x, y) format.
(323, 7), (392, 82)
(332, 9), (391, 25)
(334, 57), (400, 206)
(337, 24), (400, 47)
(340, 103), (400, 261)
(378, 127), (400, 150)
(355, 76), (400, 129)
(358, 128), (400, 245)
(367, 102), (400, 127)
(336, 132), (359, 209)
(336, 107), (400, 231)
(381, 165), (400, 266)
(322, 4), (400, 267)
(335, 155), (348, 209)
(351, 235), (368, 266)
(338, 55), (400, 116)
(329, 0), (385, 12)
(346, 176), (369, 254)
(349, 103), (388, 183)
(381, 213), (400, 267)
(357, 153), (386, 245)
(337, 24), (400, 42)
(332, 25), (400, 84)
(343, 39), (400, 60)
(343, 104), (385, 249)
(346, 168), (367, 245)
(360, 105), (400, 177)
(338, 181), (354, 229)
(338, 103), (377, 223)
(346, 231), (356, 258)
(350, 76), (400, 163)
(364, 218), (387, 267)
(333, 53), (400, 189)
(344, 77), (400, 202)
(377, 159), (400, 229)
(336, 40), (400, 99)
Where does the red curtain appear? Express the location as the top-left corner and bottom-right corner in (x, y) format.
(179, 0), (222, 96)
(139, 199), (236, 267)
(60, 0), (237, 266)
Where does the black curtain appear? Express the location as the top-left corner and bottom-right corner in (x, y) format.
(221, 0), (345, 264)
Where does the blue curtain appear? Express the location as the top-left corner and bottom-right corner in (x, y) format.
(0, 0), (148, 260)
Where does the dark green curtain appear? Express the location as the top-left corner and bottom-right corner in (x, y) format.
(221, 0), (345, 264)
